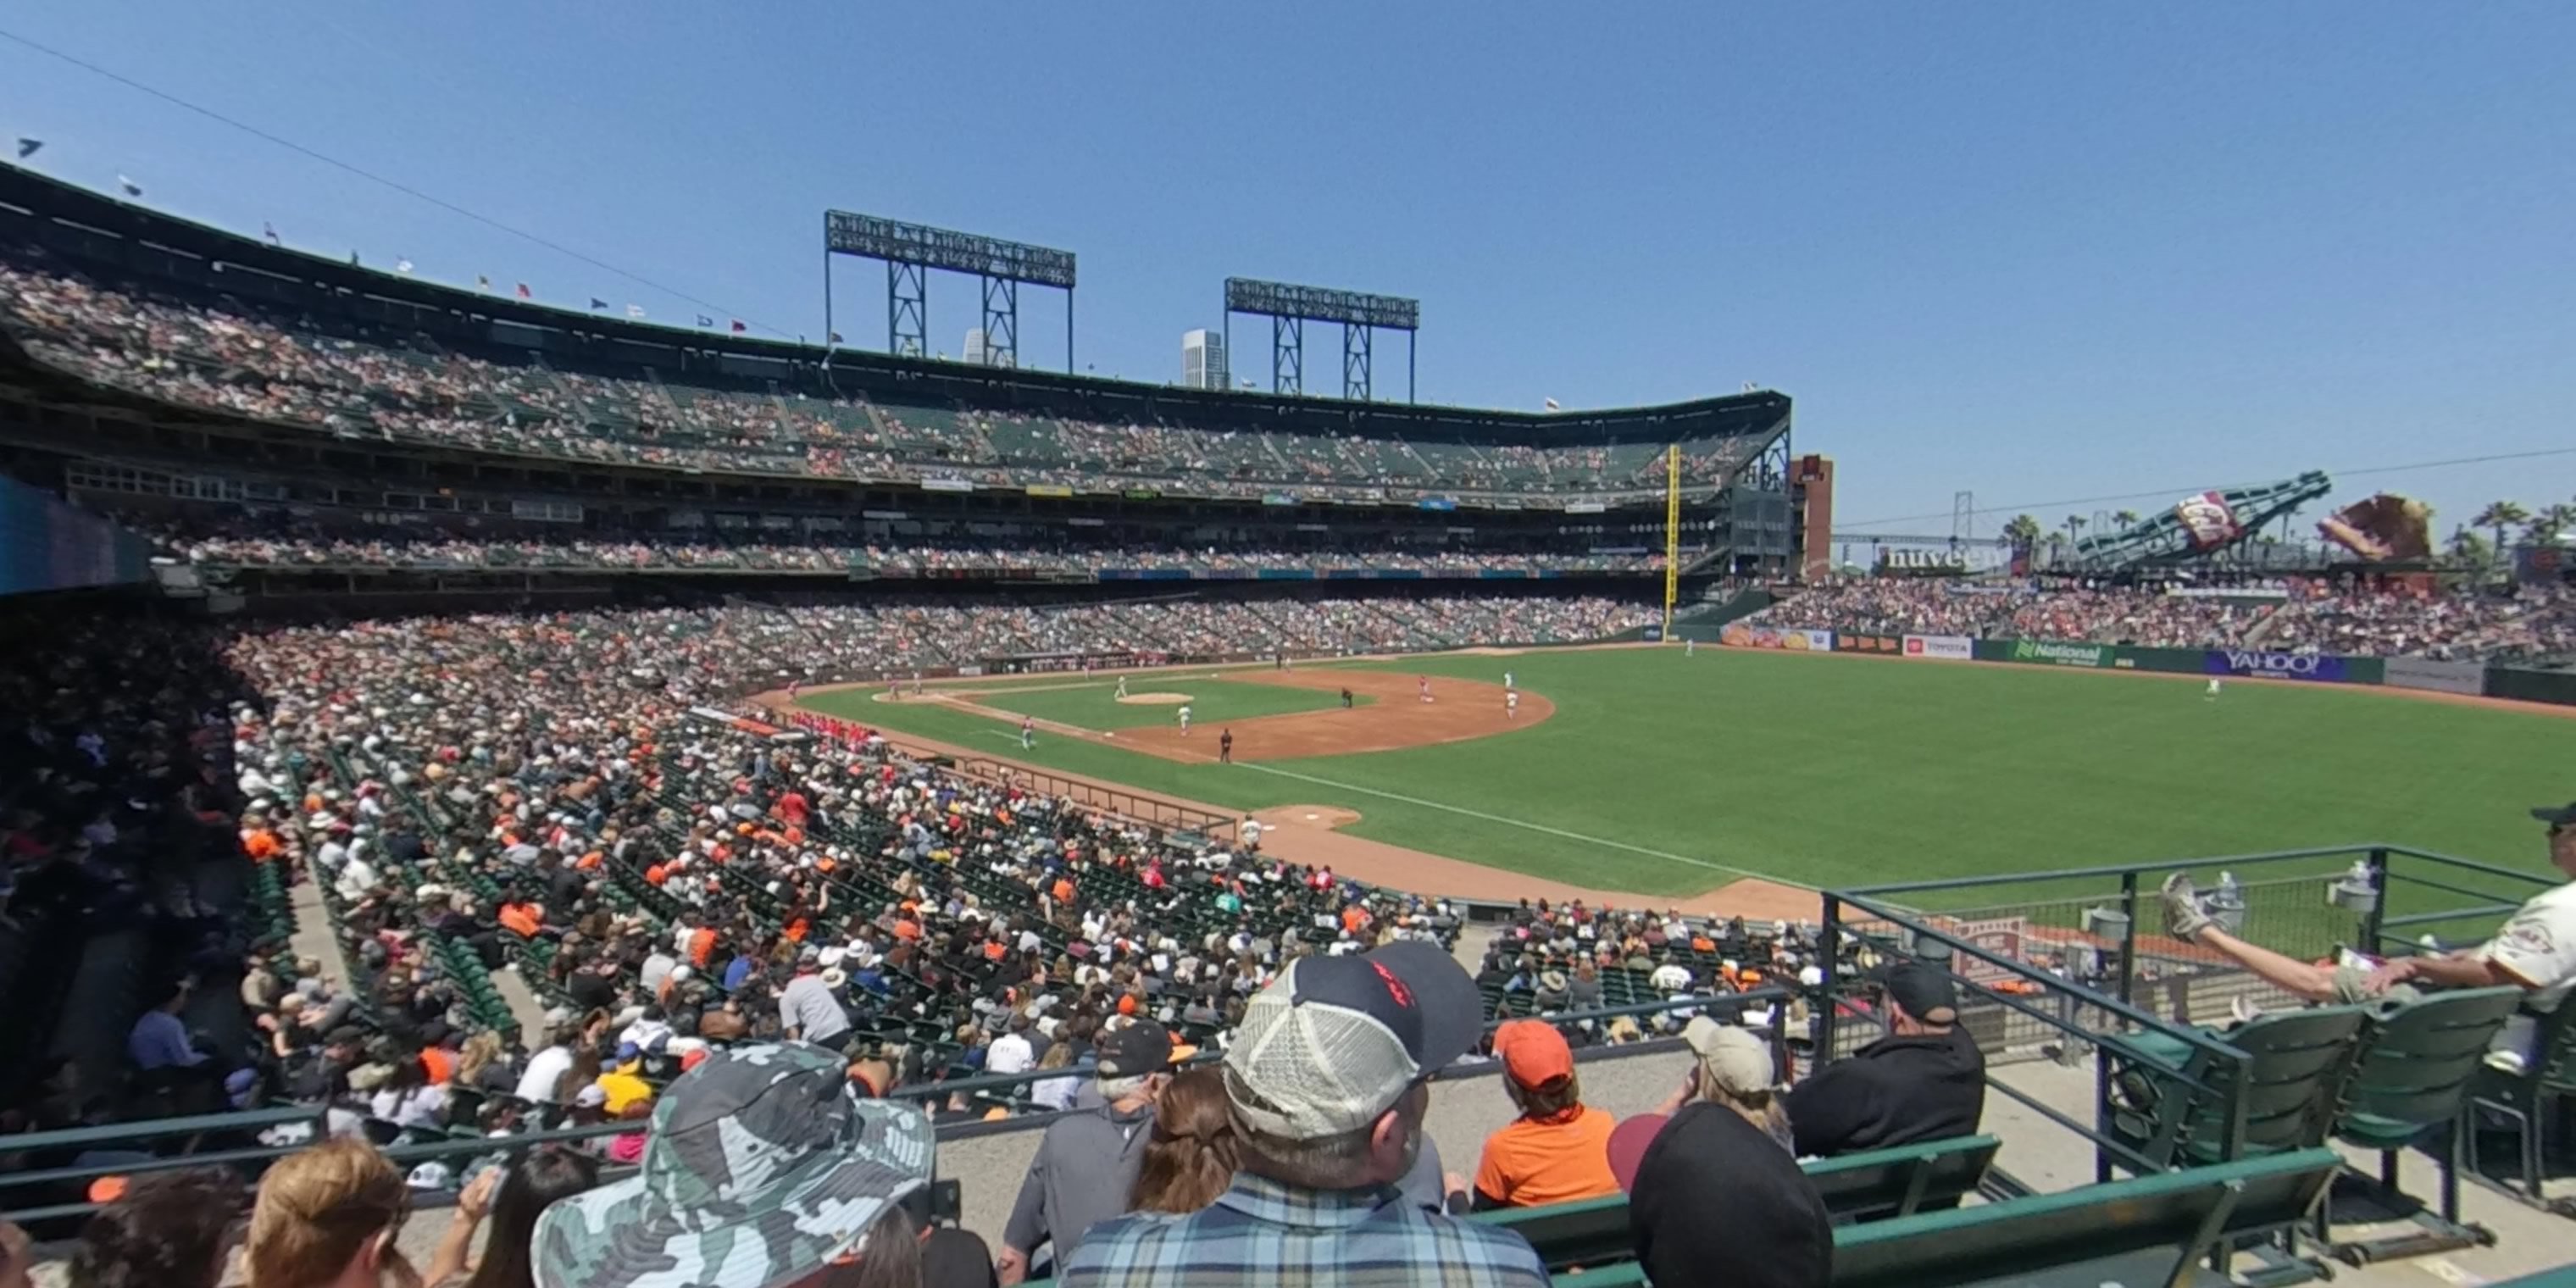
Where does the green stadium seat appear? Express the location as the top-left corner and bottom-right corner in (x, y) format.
(1474, 1135), (2001, 1270)
(2109, 1005), (2368, 1167)
(2467, 997), (2576, 1211)
(1028, 1150), (2340, 1288)
(2315, 985), (2522, 1265)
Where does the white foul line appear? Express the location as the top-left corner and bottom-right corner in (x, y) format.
(1235, 761), (1800, 888)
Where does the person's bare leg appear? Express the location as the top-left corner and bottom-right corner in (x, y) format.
(2181, 925), (2340, 1003)
(2161, 873), (2340, 1003)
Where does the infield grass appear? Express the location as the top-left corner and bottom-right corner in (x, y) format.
(934, 675), (1357, 730)
(802, 647), (2576, 902)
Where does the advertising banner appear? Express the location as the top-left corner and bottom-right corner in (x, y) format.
(920, 477), (975, 493)
(2381, 657), (2484, 695)
(1951, 918), (2029, 986)
(2204, 650), (2350, 683)
(1719, 625), (1833, 652)
(1835, 633), (1905, 655)
(1024, 484), (1074, 498)
(1641, 625), (1664, 643)
(1903, 634), (1974, 661)
(2010, 639), (2108, 669)
(2174, 491), (2244, 551)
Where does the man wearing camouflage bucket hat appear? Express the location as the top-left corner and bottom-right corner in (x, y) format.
(534, 1042), (935, 1288)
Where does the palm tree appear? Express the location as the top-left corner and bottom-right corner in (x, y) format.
(2003, 514), (2042, 549)
(2112, 509), (2141, 528)
(2529, 503), (2576, 548)
(2064, 515), (2087, 541)
(2473, 501), (2529, 555)
(2446, 527), (2491, 569)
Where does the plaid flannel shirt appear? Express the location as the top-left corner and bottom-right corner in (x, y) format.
(1058, 1171), (1552, 1288)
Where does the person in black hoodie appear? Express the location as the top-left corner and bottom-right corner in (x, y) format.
(1629, 1019), (1829, 1288)
(1787, 960), (1985, 1157)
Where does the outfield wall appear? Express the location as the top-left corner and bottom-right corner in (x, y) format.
(1727, 623), (2575, 709)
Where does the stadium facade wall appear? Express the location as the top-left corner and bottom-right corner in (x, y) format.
(2485, 665), (2576, 708)
(2384, 656), (2487, 695)
(0, 473), (153, 595)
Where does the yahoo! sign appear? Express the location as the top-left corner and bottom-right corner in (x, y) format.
(2206, 650), (2349, 682)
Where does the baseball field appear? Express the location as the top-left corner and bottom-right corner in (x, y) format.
(787, 647), (2575, 907)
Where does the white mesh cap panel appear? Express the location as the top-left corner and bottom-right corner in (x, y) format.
(1227, 967), (1418, 1138)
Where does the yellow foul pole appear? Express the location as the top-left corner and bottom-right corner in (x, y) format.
(1663, 442), (1680, 640)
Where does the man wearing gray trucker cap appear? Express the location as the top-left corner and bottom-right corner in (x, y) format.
(1060, 941), (1547, 1288)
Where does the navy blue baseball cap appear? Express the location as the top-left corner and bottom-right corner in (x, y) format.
(1224, 941), (1480, 1139)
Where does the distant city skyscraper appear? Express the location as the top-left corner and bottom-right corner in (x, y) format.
(963, 327), (989, 366)
(1181, 328), (1228, 391)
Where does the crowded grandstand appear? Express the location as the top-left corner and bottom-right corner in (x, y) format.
(3, 86), (2575, 1288)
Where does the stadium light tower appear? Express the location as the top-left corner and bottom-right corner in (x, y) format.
(1220, 277), (1419, 401)
(822, 211), (1077, 372)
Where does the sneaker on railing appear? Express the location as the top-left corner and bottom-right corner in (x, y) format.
(2160, 873), (2215, 943)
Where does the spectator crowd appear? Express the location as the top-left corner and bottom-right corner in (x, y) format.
(0, 586), (1942, 1288)
(1, 250), (1759, 505)
(136, 508), (1662, 578)
(1751, 577), (2576, 663)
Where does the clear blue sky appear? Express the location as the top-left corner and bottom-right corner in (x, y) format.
(5, 3), (2571, 537)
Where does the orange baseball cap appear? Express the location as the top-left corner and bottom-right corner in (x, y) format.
(1494, 1019), (1574, 1091)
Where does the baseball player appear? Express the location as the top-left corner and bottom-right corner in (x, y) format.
(1115, 675), (1129, 700)
(911, 670), (924, 697)
(1219, 728), (1234, 763)
(1418, 675), (1432, 704)
(1020, 714), (1035, 749)
(2206, 677), (2223, 701)
(1506, 689), (1520, 719)
(1686, 637), (1696, 657)
(886, 676), (900, 700)
(1503, 671), (1514, 691)
(1177, 703), (1192, 736)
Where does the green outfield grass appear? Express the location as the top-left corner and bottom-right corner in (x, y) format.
(936, 675), (1360, 731)
(801, 648), (2576, 901)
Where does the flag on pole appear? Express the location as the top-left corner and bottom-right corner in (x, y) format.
(263, 221), (280, 246)
(476, 275), (491, 291)
(829, 332), (843, 344)
(625, 304), (646, 319)
(395, 258), (414, 275)
(589, 297), (608, 310)
(1543, 397), (1560, 411)
(117, 175), (143, 197)
(515, 283), (532, 299)
(695, 314), (713, 327)
(13, 138), (39, 159)
(729, 319), (747, 333)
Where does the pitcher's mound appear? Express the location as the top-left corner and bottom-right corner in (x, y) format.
(1254, 805), (1363, 831)
(1116, 692), (1192, 706)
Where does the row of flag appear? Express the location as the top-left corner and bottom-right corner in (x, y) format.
(14, 135), (775, 336)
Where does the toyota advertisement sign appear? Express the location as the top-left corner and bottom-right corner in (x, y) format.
(2205, 650), (2351, 683)
(1902, 634), (1974, 661)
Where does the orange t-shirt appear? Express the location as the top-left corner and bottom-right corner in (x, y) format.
(1473, 1105), (1621, 1208)
(419, 1047), (458, 1086)
(498, 904), (541, 938)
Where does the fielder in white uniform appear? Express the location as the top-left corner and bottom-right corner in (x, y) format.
(1115, 675), (1129, 700)
(1503, 671), (1514, 691)
(1506, 690), (1520, 719)
(2206, 678), (2223, 699)
(1177, 704), (1192, 736)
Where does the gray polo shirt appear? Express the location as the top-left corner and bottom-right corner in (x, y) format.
(777, 973), (849, 1046)
(1003, 1098), (1156, 1270)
